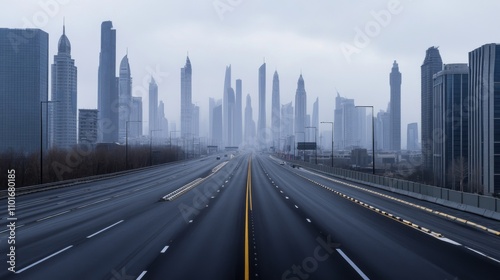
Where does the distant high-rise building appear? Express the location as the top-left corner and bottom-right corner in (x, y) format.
(469, 44), (500, 195)
(227, 87), (236, 146)
(295, 74), (307, 143)
(149, 77), (158, 134)
(390, 60), (402, 151)
(421, 46), (443, 172)
(222, 65), (231, 146)
(245, 94), (256, 144)
(79, 109), (98, 144)
(192, 104), (200, 138)
(272, 71), (280, 149)
(407, 123), (419, 151)
(433, 64), (468, 188)
(334, 93), (360, 150)
(258, 63), (266, 148)
(118, 54), (132, 142)
(376, 109), (391, 151)
(97, 21), (118, 143)
(130, 97), (142, 138)
(209, 98), (216, 142)
(51, 24), (77, 149)
(235, 79), (243, 146)
(312, 97), (319, 144)
(158, 101), (168, 138)
(281, 102), (294, 153)
(181, 56), (192, 138)
(0, 28), (48, 154)
(213, 103), (223, 148)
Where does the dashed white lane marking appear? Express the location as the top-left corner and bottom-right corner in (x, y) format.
(336, 248), (370, 280)
(0, 224), (24, 234)
(16, 245), (74, 274)
(36, 210), (71, 222)
(306, 218), (311, 223)
(77, 198), (111, 209)
(161, 245), (169, 253)
(295, 205), (299, 209)
(136, 271), (147, 280)
(86, 220), (124, 239)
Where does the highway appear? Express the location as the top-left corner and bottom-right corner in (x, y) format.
(1, 153), (499, 279)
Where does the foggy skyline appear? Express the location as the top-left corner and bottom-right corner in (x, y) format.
(3, 0), (500, 148)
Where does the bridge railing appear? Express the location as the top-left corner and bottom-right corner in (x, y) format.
(287, 160), (500, 219)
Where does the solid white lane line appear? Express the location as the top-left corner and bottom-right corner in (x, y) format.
(36, 210), (71, 222)
(136, 271), (147, 280)
(161, 245), (169, 253)
(86, 220), (124, 239)
(336, 249), (370, 280)
(16, 245), (73, 274)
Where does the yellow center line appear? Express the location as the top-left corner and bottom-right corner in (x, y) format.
(244, 156), (252, 280)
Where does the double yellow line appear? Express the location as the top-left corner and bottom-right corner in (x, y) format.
(244, 157), (252, 280)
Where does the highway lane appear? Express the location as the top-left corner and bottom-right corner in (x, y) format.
(282, 159), (500, 261)
(259, 155), (500, 279)
(251, 155), (366, 279)
(140, 154), (248, 279)
(0, 155), (239, 279)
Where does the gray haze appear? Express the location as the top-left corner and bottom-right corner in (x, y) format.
(2, 0), (500, 148)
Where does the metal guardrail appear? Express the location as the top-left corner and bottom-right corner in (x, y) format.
(285, 159), (500, 220)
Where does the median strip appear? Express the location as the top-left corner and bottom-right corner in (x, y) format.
(162, 162), (228, 201)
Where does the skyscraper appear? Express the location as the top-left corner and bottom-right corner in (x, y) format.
(181, 56), (192, 139)
(97, 21), (118, 143)
(390, 60), (402, 151)
(432, 64), (468, 188)
(235, 79), (243, 146)
(272, 71), (280, 149)
(130, 96), (142, 138)
(192, 104), (200, 138)
(149, 77), (158, 134)
(312, 97), (319, 144)
(294, 74), (307, 144)
(79, 109), (98, 144)
(118, 54), (132, 141)
(245, 94), (256, 144)
(0, 28), (48, 154)
(468, 44), (500, 195)
(376, 109), (391, 151)
(421, 47), (443, 172)
(407, 123), (419, 151)
(227, 87), (236, 146)
(281, 102), (294, 152)
(222, 65), (231, 147)
(213, 103), (223, 148)
(158, 101), (169, 139)
(258, 63), (266, 148)
(51, 24), (77, 149)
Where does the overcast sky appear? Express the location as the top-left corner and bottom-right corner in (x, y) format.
(2, 0), (500, 148)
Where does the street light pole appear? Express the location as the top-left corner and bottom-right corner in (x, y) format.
(40, 100), (59, 184)
(356, 106), (375, 174)
(321, 121), (334, 167)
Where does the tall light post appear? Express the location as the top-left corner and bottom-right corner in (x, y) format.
(40, 100), (59, 184)
(306, 126), (317, 164)
(150, 129), (162, 166)
(295, 131), (305, 162)
(356, 105), (375, 174)
(321, 121), (334, 167)
(126, 120), (142, 170)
